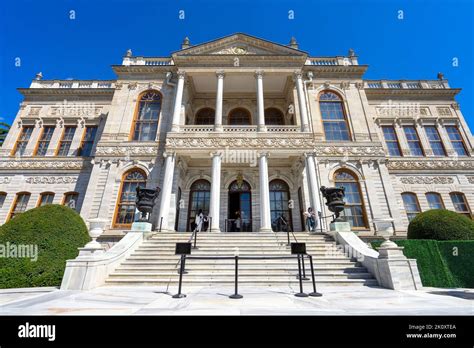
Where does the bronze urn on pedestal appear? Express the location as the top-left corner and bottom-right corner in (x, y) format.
(320, 186), (346, 222)
(135, 186), (160, 222)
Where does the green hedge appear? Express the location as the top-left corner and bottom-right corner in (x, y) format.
(0, 205), (89, 289)
(407, 209), (474, 241)
(371, 239), (474, 288)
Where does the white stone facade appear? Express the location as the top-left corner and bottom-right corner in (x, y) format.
(0, 33), (473, 239)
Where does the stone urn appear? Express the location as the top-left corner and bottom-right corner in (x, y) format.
(85, 218), (108, 249)
(373, 218), (396, 248)
(135, 186), (160, 222)
(320, 186), (346, 222)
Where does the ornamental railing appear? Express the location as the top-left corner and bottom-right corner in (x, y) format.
(178, 125), (300, 133)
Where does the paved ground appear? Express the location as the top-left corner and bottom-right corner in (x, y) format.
(0, 285), (472, 315)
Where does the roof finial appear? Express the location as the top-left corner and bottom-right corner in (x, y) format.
(181, 36), (191, 49)
(289, 37), (298, 49)
(125, 49), (132, 57)
(35, 72), (43, 80)
(348, 48), (355, 57)
(437, 72), (444, 80)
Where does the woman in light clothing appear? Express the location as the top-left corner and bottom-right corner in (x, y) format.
(194, 209), (204, 233)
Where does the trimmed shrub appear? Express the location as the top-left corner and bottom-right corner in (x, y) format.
(437, 241), (474, 288)
(0, 204), (89, 289)
(407, 209), (474, 241)
(371, 239), (457, 288)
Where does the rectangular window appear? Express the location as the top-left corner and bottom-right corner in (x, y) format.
(382, 126), (402, 156)
(9, 193), (31, 220)
(34, 126), (55, 156)
(56, 127), (76, 156)
(63, 192), (79, 210)
(402, 193), (421, 222)
(425, 126), (446, 156)
(38, 193), (55, 206)
(445, 126), (468, 156)
(403, 126), (424, 156)
(12, 127), (34, 156)
(450, 193), (472, 219)
(78, 126), (97, 157)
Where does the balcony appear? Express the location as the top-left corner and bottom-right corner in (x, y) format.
(29, 80), (115, 89)
(179, 125), (301, 133)
(122, 57), (174, 66)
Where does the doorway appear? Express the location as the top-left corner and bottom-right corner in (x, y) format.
(227, 180), (252, 232)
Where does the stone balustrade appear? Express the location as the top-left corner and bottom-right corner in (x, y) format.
(365, 80), (448, 89)
(30, 80), (115, 89)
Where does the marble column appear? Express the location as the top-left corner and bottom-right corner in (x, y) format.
(157, 152), (176, 231)
(208, 152), (222, 232)
(305, 152), (322, 223)
(215, 71), (225, 131)
(171, 71), (186, 132)
(255, 70), (266, 132)
(294, 72), (310, 132)
(258, 152), (272, 232)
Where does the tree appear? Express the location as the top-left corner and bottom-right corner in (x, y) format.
(0, 122), (11, 147)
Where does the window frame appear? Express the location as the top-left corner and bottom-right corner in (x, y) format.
(194, 108), (215, 125)
(319, 91), (352, 142)
(401, 192), (422, 222)
(34, 126), (55, 157)
(424, 126), (447, 156)
(130, 90), (162, 141)
(228, 107), (252, 126)
(11, 126), (34, 157)
(381, 125), (402, 157)
(78, 126), (98, 157)
(0, 192), (7, 209)
(403, 126), (425, 156)
(449, 192), (472, 219)
(37, 192), (55, 207)
(425, 192), (445, 210)
(333, 169), (368, 229)
(445, 126), (469, 157)
(113, 169), (147, 228)
(55, 126), (77, 156)
(62, 191), (79, 210)
(264, 107), (285, 126)
(8, 192), (31, 221)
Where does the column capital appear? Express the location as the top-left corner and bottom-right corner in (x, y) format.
(177, 70), (186, 79)
(209, 151), (223, 158)
(257, 151), (270, 158)
(254, 69), (265, 78)
(163, 151), (176, 159)
(304, 151), (316, 158)
(216, 70), (225, 78)
(293, 70), (303, 81)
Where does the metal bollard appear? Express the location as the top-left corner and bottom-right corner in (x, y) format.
(229, 256), (243, 299)
(294, 254), (308, 297)
(172, 255), (187, 298)
(308, 255), (322, 297)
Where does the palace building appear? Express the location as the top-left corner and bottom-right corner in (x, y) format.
(1, 33), (473, 242)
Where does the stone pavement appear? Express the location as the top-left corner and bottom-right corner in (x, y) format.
(0, 285), (472, 315)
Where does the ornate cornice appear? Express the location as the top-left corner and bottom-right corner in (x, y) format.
(313, 145), (385, 157)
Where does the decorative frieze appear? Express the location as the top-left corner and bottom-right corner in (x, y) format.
(166, 137), (314, 150)
(25, 176), (78, 184)
(49, 105), (103, 117)
(467, 176), (474, 184)
(0, 160), (84, 170)
(388, 160), (474, 170)
(313, 145), (385, 157)
(95, 145), (159, 156)
(399, 176), (454, 185)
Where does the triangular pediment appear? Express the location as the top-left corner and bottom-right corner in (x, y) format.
(173, 33), (307, 57)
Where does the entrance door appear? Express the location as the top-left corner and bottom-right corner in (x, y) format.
(227, 180), (252, 232)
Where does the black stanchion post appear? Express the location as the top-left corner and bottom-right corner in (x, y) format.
(295, 254), (308, 297)
(286, 228), (290, 246)
(300, 255), (309, 280)
(173, 255), (187, 298)
(159, 217), (163, 232)
(209, 217), (212, 233)
(229, 255), (243, 299)
(308, 255), (322, 297)
(193, 230), (198, 249)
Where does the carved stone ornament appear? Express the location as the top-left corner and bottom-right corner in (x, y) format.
(166, 137), (314, 150)
(0, 160), (84, 170)
(399, 176), (454, 185)
(95, 146), (159, 156)
(25, 176), (78, 184)
(466, 176), (474, 184)
(314, 145), (386, 157)
(388, 160), (474, 170)
(213, 46), (251, 55)
(0, 177), (11, 184)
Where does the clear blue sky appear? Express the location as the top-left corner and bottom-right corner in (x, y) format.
(1, 0), (473, 129)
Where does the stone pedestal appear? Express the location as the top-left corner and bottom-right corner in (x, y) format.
(328, 221), (351, 238)
(131, 221), (152, 232)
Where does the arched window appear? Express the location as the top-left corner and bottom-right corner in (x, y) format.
(187, 180), (211, 231)
(228, 108), (251, 125)
(9, 192), (31, 220)
(269, 179), (293, 232)
(38, 192), (55, 207)
(63, 192), (79, 210)
(334, 170), (367, 228)
(319, 91), (351, 141)
(114, 169), (147, 227)
(401, 193), (421, 222)
(426, 192), (445, 210)
(195, 108), (215, 125)
(131, 90), (161, 141)
(450, 192), (472, 219)
(265, 108), (285, 125)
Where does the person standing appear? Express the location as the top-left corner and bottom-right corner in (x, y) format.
(194, 209), (204, 233)
(304, 207), (316, 232)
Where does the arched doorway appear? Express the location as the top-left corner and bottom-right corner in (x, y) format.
(187, 180), (210, 231)
(265, 107), (285, 125)
(228, 179), (252, 232)
(269, 179), (293, 232)
(228, 108), (251, 125)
